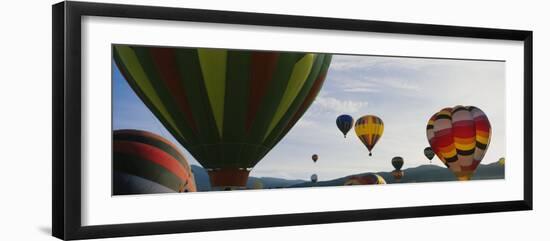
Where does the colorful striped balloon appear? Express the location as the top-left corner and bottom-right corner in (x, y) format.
(354, 115), (384, 156)
(426, 106), (492, 180)
(344, 174), (386, 185)
(113, 129), (197, 194)
(113, 46), (332, 188)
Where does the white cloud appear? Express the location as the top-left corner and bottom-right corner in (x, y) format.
(326, 56), (431, 94)
(333, 75), (420, 94)
(329, 56), (385, 71)
(310, 96), (368, 114)
(368, 77), (421, 91)
(293, 118), (318, 128)
(340, 80), (381, 93)
(343, 87), (381, 93)
(329, 55), (440, 71)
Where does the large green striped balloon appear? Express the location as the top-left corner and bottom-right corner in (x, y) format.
(114, 45), (332, 187)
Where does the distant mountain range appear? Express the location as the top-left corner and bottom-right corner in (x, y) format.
(191, 165), (306, 191)
(191, 161), (504, 191)
(291, 161), (504, 188)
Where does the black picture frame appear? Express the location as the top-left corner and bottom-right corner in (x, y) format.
(52, 1), (533, 240)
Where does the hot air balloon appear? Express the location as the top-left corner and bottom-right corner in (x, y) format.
(114, 46), (332, 189)
(311, 174), (318, 183)
(312, 154), (319, 163)
(498, 157), (505, 166)
(426, 106), (491, 181)
(391, 156), (404, 171)
(424, 147), (435, 162)
(336, 114), (354, 138)
(113, 129), (197, 194)
(391, 156), (405, 182)
(354, 115), (384, 156)
(344, 174), (386, 185)
(391, 170), (404, 182)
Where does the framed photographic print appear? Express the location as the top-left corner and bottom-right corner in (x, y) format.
(52, 1), (533, 240)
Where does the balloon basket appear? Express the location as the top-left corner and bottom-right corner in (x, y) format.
(208, 168), (251, 189)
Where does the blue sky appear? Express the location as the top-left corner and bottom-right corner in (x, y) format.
(113, 54), (506, 181)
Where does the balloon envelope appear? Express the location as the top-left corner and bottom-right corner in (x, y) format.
(114, 46), (332, 188)
(311, 174), (318, 183)
(312, 154), (318, 163)
(113, 129), (197, 194)
(336, 114), (354, 138)
(426, 106), (491, 180)
(391, 156), (404, 170)
(354, 115), (384, 156)
(113, 171), (176, 194)
(424, 147), (435, 160)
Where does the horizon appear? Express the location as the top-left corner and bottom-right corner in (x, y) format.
(190, 160), (503, 181)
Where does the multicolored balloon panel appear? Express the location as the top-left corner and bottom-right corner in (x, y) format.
(354, 115), (384, 156)
(336, 114), (354, 138)
(113, 171), (176, 194)
(113, 129), (197, 194)
(344, 174), (386, 185)
(113, 46), (332, 187)
(391, 156), (404, 171)
(426, 106), (492, 180)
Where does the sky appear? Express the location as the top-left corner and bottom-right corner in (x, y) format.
(113, 54), (506, 181)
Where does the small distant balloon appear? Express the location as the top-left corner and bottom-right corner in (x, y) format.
(311, 174), (318, 183)
(336, 114), (354, 138)
(391, 156), (404, 171)
(424, 147), (435, 161)
(354, 115), (384, 156)
(312, 154), (319, 163)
